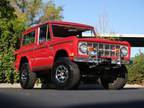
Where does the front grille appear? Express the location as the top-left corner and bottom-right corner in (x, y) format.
(88, 42), (121, 57)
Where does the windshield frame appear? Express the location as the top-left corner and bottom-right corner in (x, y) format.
(52, 24), (96, 38)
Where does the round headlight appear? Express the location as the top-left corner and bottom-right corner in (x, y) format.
(79, 42), (87, 54)
(120, 47), (128, 56)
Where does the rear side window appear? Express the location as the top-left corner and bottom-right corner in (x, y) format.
(23, 31), (35, 45)
(39, 24), (50, 43)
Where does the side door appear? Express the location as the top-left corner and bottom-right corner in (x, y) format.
(20, 30), (36, 65)
(32, 24), (54, 71)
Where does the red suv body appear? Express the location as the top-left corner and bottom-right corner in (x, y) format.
(15, 21), (131, 90)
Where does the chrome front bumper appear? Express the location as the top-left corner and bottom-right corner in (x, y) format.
(74, 56), (129, 65)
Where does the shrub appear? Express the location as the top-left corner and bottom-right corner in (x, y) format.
(127, 53), (144, 84)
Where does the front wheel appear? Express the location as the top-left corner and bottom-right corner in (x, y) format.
(100, 65), (128, 90)
(51, 57), (80, 90)
(20, 63), (36, 89)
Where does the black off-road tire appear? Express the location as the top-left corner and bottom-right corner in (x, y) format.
(20, 63), (36, 89)
(100, 65), (128, 90)
(51, 57), (80, 90)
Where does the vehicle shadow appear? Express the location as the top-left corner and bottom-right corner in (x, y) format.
(0, 92), (144, 108)
(33, 84), (140, 91)
(77, 84), (140, 90)
(65, 101), (144, 108)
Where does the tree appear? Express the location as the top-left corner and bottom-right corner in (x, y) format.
(10, 0), (63, 26)
(96, 12), (118, 40)
(0, 0), (21, 83)
(96, 14), (109, 35)
(0, 0), (63, 83)
(40, 0), (63, 22)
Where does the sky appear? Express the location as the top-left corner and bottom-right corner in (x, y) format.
(43, 0), (144, 57)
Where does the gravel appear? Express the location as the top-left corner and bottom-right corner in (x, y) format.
(0, 83), (144, 89)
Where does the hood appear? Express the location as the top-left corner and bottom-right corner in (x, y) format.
(78, 37), (130, 46)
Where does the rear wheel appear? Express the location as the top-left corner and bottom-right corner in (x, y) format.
(20, 63), (36, 89)
(100, 65), (127, 90)
(51, 57), (80, 90)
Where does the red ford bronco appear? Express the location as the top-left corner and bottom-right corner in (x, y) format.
(15, 21), (131, 90)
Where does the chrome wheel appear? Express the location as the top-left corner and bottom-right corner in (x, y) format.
(52, 57), (80, 90)
(21, 69), (28, 84)
(55, 65), (69, 83)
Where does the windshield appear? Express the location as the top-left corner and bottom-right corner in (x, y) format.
(52, 25), (95, 38)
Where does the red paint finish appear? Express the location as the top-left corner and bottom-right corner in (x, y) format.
(15, 21), (131, 72)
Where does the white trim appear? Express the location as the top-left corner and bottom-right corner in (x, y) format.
(100, 34), (144, 38)
(37, 27), (40, 45)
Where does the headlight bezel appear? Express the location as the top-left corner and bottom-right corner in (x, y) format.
(120, 46), (128, 57)
(78, 42), (88, 55)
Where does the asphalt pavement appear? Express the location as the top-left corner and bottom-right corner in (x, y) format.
(0, 85), (144, 108)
